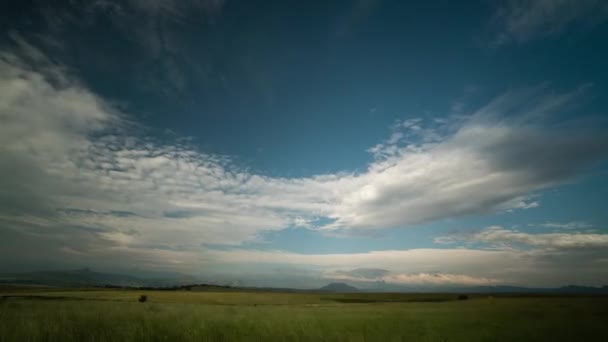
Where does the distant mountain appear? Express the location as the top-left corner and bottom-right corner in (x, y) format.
(319, 282), (359, 293)
(359, 282), (608, 294)
(0, 268), (202, 288)
(0, 268), (146, 287)
(455, 285), (608, 294)
(0, 269), (220, 289)
(2, 269), (606, 294)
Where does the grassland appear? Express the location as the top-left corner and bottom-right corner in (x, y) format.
(1, 287), (607, 341)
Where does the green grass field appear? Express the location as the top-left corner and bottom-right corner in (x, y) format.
(1, 288), (607, 341)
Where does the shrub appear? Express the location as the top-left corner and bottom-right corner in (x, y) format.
(138, 295), (147, 303)
(457, 294), (469, 300)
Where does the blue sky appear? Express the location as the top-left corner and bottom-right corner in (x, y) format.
(1, 0), (608, 288)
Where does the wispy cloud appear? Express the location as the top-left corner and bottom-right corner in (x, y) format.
(323, 268), (499, 286)
(491, 0), (608, 45)
(435, 226), (608, 250)
(540, 221), (593, 230)
(29, 0), (225, 97)
(382, 273), (498, 286)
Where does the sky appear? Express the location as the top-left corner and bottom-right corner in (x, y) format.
(1, 0), (608, 289)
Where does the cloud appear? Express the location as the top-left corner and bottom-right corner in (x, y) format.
(1, 38), (607, 282)
(323, 268), (498, 286)
(321, 85), (607, 231)
(204, 246), (608, 287)
(0, 35), (121, 218)
(491, 0), (608, 44)
(540, 221), (593, 230)
(0, 37), (285, 249)
(26, 0), (225, 97)
(382, 273), (498, 286)
(326, 267), (391, 281)
(435, 226), (608, 250)
(125, 0), (224, 16)
(114, 0), (225, 57)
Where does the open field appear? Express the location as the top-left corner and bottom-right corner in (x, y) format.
(1, 288), (607, 341)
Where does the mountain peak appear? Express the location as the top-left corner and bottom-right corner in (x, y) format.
(319, 282), (359, 293)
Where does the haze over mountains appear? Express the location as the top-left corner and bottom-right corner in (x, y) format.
(2, 269), (607, 294)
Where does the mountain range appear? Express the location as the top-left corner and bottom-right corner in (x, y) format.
(2, 269), (607, 294)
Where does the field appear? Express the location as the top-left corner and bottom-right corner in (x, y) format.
(1, 287), (607, 341)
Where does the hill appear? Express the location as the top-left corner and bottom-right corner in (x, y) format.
(319, 282), (359, 292)
(0, 268), (145, 287)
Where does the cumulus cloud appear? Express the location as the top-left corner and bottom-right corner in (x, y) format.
(491, 0), (608, 44)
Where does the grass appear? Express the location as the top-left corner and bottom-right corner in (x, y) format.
(1, 288), (607, 341)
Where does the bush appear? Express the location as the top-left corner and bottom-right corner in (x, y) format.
(457, 294), (469, 300)
(138, 295), (147, 303)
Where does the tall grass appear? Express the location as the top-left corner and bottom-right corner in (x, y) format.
(1, 291), (607, 341)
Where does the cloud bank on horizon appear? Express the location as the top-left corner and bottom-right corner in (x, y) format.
(1, 0), (607, 288)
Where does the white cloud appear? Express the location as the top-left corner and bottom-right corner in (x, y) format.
(322, 268), (499, 286)
(201, 246), (608, 287)
(435, 226), (608, 250)
(491, 0), (608, 44)
(382, 273), (498, 286)
(1, 39), (608, 283)
(2, 41), (607, 244)
(540, 221), (593, 230)
(205, 248), (515, 270)
(321, 86), (607, 231)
